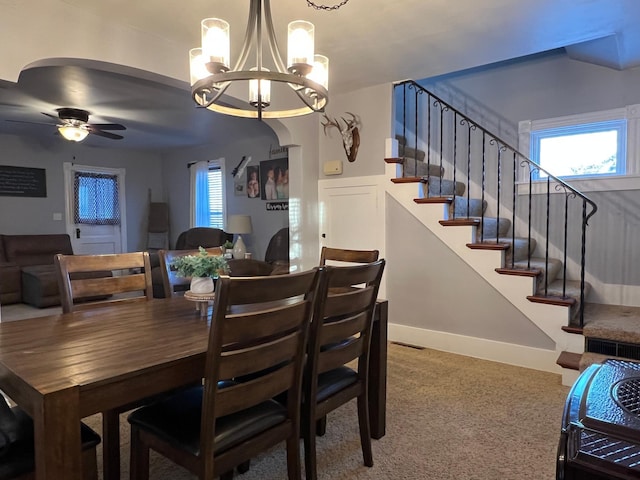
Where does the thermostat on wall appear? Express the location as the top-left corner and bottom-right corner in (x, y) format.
(323, 160), (343, 175)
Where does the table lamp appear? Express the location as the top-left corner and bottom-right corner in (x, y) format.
(227, 214), (253, 259)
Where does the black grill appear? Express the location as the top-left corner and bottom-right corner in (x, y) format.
(586, 338), (640, 361)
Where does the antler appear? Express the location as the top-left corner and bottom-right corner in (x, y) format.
(321, 114), (341, 135)
(321, 112), (361, 163)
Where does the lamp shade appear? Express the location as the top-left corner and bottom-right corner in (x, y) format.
(227, 215), (253, 234)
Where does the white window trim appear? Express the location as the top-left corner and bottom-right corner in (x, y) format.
(518, 105), (640, 194)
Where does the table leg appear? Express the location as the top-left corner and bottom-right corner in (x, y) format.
(369, 299), (388, 439)
(34, 388), (82, 480)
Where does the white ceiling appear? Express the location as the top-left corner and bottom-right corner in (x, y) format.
(1, 0), (639, 149)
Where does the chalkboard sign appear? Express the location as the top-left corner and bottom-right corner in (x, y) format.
(0, 165), (47, 197)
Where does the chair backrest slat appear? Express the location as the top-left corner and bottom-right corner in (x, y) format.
(216, 362), (296, 417)
(55, 251), (153, 313)
(317, 336), (365, 374)
(319, 247), (379, 266)
(222, 302), (308, 345)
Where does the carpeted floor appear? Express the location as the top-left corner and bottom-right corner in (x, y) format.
(85, 343), (570, 479)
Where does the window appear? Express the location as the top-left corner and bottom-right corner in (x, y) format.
(74, 171), (120, 225)
(519, 106), (640, 192)
(191, 158), (226, 229)
(530, 119), (626, 179)
(207, 167), (223, 228)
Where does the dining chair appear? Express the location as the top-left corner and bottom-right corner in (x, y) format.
(158, 247), (223, 297)
(0, 394), (101, 480)
(302, 259), (385, 480)
(319, 246), (379, 265)
(315, 246), (380, 436)
(54, 251), (153, 312)
(127, 268), (322, 480)
(54, 251), (153, 480)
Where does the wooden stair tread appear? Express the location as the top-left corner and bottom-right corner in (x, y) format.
(466, 242), (510, 250)
(556, 351), (582, 370)
(440, 219), (480, 227)
(561, 325), (584, 335)
(391, 177), (421, 184)
(495, 267), (541, 277)
(527, 294), (576, 307)
(414, 197), (452, 204)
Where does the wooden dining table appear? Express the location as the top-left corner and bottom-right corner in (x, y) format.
(0, 296), (388, 480)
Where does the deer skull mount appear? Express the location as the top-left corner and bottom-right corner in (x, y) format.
(321, 112), (361, 163)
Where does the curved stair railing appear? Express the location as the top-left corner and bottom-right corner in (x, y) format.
(394, 80), (598, 327)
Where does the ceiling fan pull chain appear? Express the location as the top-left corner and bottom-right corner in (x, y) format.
(306, 0), (350, 11)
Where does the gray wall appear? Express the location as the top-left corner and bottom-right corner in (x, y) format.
(0, 133), (163, 251)
(386, 195), (555, 349)
(161, 130), (288, 261)
(0, 125), (286, 261)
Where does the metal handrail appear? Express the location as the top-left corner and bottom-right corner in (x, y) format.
(394, 80), (598, 326)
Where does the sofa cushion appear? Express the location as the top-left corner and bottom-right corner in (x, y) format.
(0, 263), (21, 305)
(21, 265), (60, 308)
(3, 235), (73, 267)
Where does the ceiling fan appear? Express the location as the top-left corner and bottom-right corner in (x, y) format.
(7, 108), (126, 142)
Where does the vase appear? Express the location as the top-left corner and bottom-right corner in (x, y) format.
(190, 276), (214, 294)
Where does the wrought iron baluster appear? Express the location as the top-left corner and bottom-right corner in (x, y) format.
(511, 152), (517, 268)
(452, 113), (458, 219)
(544, 176), (551, 295)
(481, 133), (486, 243)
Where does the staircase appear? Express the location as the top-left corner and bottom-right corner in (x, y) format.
(385, 80), (612, 384)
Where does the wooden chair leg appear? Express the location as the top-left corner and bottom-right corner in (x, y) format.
(303, 422), (318, 480)
(103, 409), (121, 480)
(357, 394), (373, 467)
(286, 433), (302, 480)
(315, 416), (327, 437)
(130, 425), (150, 480)
(82, 446), (99, 480)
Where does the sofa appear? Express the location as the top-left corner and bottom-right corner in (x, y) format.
(0, 234), (74, 308)
(150, 228), (233, 298)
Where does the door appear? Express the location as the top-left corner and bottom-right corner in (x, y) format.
(318, 178), (384, 252)
(64, 163), (127, 254)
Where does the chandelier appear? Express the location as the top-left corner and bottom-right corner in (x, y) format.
(189, 0), (348, 120)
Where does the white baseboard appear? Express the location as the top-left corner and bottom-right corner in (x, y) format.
(389, 323), (561, 374)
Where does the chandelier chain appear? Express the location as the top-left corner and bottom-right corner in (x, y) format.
(306, 0), (350, 11)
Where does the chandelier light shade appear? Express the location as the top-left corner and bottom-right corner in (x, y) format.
(189, 0), (330, 119)
(58, 125), (90, 142)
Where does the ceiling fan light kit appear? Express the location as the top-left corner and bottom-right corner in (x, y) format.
(58, 125), (90, 142)
(6, 107), (126, 142)
(189, 0), (348, 120)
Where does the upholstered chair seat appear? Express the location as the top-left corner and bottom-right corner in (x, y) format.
(0, 404), (100, 480)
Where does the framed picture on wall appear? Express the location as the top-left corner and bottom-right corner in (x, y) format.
(260, 158), (288, 200)
(246, 165), (260, 198)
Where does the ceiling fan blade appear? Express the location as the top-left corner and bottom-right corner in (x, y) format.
(5, 119), (56, 127)
(41, 112), (59, 121)
(88, 128), (124, 140)
(88, 123), (126, 131)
